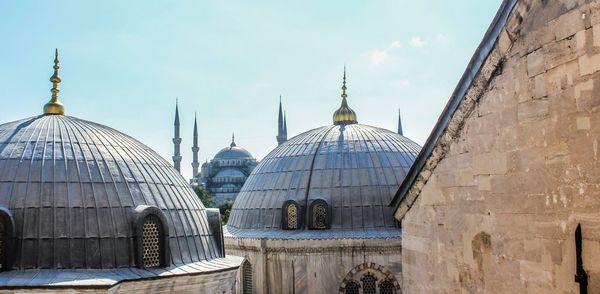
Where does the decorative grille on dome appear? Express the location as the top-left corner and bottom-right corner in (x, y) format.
(287, 204), (298, 229)
(344, 281), (359, 294)
(361, 273), (377, 294)
(242, 260), (253, 294)
(380, 280), (396, 294)
(0, 222), (3, 269)
(142, 217), (162, 267)
(313, 203), (327, 229)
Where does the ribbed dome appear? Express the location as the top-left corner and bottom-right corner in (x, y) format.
(0, 115), (220, 269)
(214, 146), (253, 160)
(227, 124), (421, 238)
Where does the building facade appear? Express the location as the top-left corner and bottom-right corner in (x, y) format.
(225, 71), (421, 294)
(194, 135), (259, 203)
(0, 51), (242, 293)
(393, 0), (600, 292)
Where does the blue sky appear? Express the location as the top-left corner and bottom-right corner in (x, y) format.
(0, 0), (502, 179)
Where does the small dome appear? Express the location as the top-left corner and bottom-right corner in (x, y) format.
(215, 168), (246, 178)
(214, 146), (254, 160)
(0, 115), (220, 269)
(227, 124), (421, 238)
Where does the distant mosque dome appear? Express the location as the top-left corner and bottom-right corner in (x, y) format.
(214, 140), (254, 160)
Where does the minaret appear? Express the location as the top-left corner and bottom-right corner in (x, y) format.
(172, 100), (182, 173)
(283, 110), (288, 138)
(191, 113), (200, 177)
(397, 109), (404, 136)
(276, 95), (287, 145)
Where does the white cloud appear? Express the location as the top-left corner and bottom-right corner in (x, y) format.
(410, 36), (426, 48)
(390, 40), (402, 49)
(370, 49), (390, 65)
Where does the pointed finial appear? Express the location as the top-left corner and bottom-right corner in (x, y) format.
(43, 48), (65, 115)
(230, 132), (236, 147)
(342, 65), (347, 99)
(333, 66), (357, 125)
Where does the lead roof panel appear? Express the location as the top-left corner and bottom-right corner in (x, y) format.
(228, 124), (421, 238)
(0, 115), (220, 269)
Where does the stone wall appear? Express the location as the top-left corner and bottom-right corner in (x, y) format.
(225, 237), (402, 294)
(400, 0), (600, 292)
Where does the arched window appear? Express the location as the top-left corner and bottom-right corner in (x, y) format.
(242, 260), (253, 294)
(0, 208), (15, 271)
(0, 221), (4, 270)
(339, 263), (401, 294)
(344, 281), (360, 294)
(380, 280), (396, 294)
(134, 205), (170, 268)
(142, 215), (163, 267)
(287, 204), (298, 229)
(309, 199), (329, 229)
(282, 200), (301, 230)
(361, 273), (377, 294)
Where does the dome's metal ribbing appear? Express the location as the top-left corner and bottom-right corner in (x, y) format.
(0, 115), (220, 269)
(227, 124), (421, 236)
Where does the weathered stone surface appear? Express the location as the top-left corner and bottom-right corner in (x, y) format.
(398, 0), (600, 293)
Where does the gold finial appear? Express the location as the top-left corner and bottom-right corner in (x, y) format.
(43, 49), (65, 115)
(341, 66), (347, 99)
(333, 66), (358, 125)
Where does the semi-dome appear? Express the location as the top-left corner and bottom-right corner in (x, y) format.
(0, 114), (221, 269)
(227, 123), (421, 238)
(215, 168), (246, 178)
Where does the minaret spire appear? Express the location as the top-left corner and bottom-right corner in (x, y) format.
(397, 109), (404, 136)
(192, 112), (200, 177)
(276, 95), (288, 145)
(283, 110), (288, 135)
(172, 99), (182, 173)
(43, 49), (65, 115)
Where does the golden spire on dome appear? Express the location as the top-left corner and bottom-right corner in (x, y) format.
(43, 49), (65, 115)
(332, 66), (358, 125)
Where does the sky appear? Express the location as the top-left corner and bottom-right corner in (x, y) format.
(0, 0), (502, 180)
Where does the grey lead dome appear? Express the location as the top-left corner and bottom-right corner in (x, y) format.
(0, 115), (220, 269)
(227, 123), (421, 238)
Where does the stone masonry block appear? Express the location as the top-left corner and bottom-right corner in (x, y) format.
(518, 99), (549, 122)
(473, 152), (508, 175)
(527, 49), (545, 77)
(577, 116), (591, 129)
(578, 52), (600, 76)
